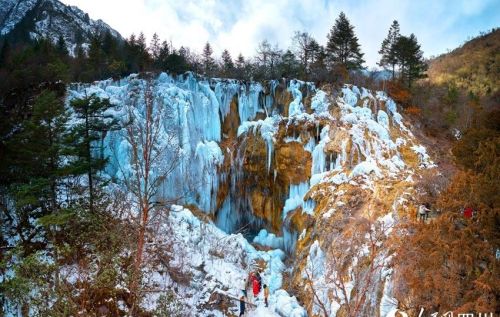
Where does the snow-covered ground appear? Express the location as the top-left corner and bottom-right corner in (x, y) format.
(143, 205), (306, 316)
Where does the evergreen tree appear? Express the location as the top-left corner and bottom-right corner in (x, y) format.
(394, 34), (427, 87)
(56, 35), (67, 55)
(235, 53), (246, 79)
(221, 49), (234, 77)
(137, 32), (147, 53)
(102, 30), (118, 57)
(88, 33), (104, 79)
(68, 95), (119, 212)
(159, 41), (170, 59)
(279, 50), (299, 78)
(153, 40), (170, 70)
(137, 32), (150, 71)
(4, 91), (70, 247)
(124, 33), (140, 73)
(73, 43), (87, 81)
(149, 33), (161, 63)
(128, 33), (136, 47)
(378, 20), (400, 79)
(202, 42), (215, 76)
(310, 45), (329, 82)
(163, 51), (189, 74)
(307, 39), (321, 66)
(326, 12), (365, 70)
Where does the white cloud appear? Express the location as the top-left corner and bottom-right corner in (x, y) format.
(60, 0), (499, 67)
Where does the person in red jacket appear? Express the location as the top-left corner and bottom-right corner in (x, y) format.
(463, 207), (473, 218)
(252, 275), (260, 298)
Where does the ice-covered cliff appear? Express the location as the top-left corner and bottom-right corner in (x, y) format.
(67, 72), (435, 316)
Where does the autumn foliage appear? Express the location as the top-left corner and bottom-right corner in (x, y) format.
(387, 81), (412, 106)
(404, 106), (422, 116)
(393, 121), (500, 314)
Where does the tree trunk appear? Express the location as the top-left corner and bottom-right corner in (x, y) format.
(47, 121), (60, 294)
(130, 204), (148, 315)
(85, 107), (94, 213)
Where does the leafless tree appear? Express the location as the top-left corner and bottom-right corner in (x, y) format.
(119, 77), (182, 313)
(303, 256), (330, 317)
(323, 217), (391, 317)
(291, 31), (316, 76)
(256, 40), (283, 78)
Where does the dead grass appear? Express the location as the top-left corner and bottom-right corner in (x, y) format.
(399, 144), (420, 169)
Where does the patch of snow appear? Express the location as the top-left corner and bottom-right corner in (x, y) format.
(411, 145), (437, 168)
(311, 90), (330, 113)
(350, 160), (382, 178)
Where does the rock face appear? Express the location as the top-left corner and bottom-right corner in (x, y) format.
(275, 141), (312, 184)
(0, 0), (122, 54)
(67, 73), (436, 316)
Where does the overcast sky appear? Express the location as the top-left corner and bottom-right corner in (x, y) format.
(60, 0), (499, 68)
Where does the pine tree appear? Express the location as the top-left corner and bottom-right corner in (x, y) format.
(68, 95), (119, 213)
(378, 20), (400, 79)
(149, 33), (161, 63)
(88, 33), (104, 78)
(235, 53), (246, 79)
(202, 42), (215, 76)
(128, 33), (136, 46)
(307, 39), (321, 66)
(156, 40), (170, 70)
(5, 90), (71, 247)
(163, 49), (189, 74)
(102, 30), (118, 57)
(279, 50), (299, 78)
(221, 49), (234, 77)
(394, 34), (427, 88)
(310, 45), (329, 82)
(56, 35), (67, 55)
(235, 53), (245, 68)
(326, 12), (365, 70)
(137, 32), (147, 53)
(125, 33), (147, 73)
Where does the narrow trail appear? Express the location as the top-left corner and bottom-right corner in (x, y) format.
(215, 287), (282, 316)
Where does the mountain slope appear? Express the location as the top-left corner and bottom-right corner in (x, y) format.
(0, 0), (122, 53)
(426, 28), (499, 96)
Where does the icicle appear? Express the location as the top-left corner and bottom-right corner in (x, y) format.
(287, 80), (305, 117)
(311, 125), (330, 175)
(195, 141), (224, 213)
(316, 122), (320, 142)
(283, 182), (310, 219)
(267, 139), (273, 173)
(312, 142), (326, 174)
(283, 227), (298, 254)
(303, 199), (316, 215)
